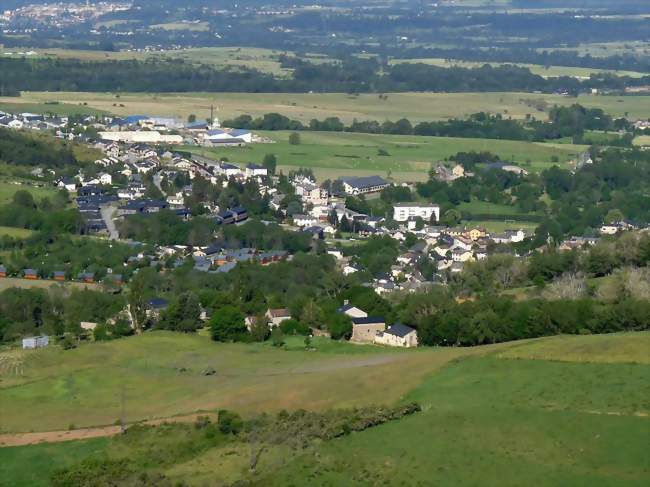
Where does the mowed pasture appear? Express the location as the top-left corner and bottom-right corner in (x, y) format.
(252, 332), (650, 487)
(0, 332), (501, 434)
(2, 333), (647, 486)
(0, 180), (57, 205)
(4, 91), (649, 123)
(189, 130), (586, 182)
(1, 333), (648, 486)
(390, 57), (648, 79)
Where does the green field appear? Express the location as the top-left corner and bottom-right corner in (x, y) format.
(1, 332), (647, 486)
(633, 135), (650, 146)
(0, 180), (57, 205)
(189, 130), (586, 182)
(390, 57), (648, 79)
(0, 226), (33, 238)
(4, 91), (649, 124)
(0, 332), (490, 434)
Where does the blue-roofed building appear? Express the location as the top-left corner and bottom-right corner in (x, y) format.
(340, 176), (389, 195)
(374, 323), (419, 348)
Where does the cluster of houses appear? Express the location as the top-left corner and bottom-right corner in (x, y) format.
(0, 264), (123, 286)
(338, 301), (418, 347)
(0, 111), (69, 131)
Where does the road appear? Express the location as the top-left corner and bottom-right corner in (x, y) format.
(100, 204), (120, 240)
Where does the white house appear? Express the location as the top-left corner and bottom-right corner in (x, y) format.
(245, 163), (268, 179)
(341, 176), (389, 195)
(265, 308), (292, 328)
(99, 173), (113, 185)
(22, 335), (49, 349)
(374, 323), (418, 348)
(292, 214), (319, 228)
(338, 302), (368, 318)
(393, 203), (440, 223)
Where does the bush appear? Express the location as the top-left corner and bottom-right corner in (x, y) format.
(218, 410), (243, 435)
(280, 318), (310, 336)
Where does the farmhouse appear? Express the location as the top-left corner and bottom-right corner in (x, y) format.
(341, 176), (389, 195)
(22, 335), (49, 349)
(337, 302), (368, 318)
(351, 316), (386, 343)
(393, 203), (440, 223)
(374, 323), (418, 348)
(266, 308), (292, 328)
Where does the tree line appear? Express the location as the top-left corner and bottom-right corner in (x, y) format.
(1, 57), (648, 96)
(223, 104), (636, 145)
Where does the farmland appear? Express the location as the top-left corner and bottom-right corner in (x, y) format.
(188, 130), (586, 182)
(390, 57), (648, 79)
(0, 180), (57, 205)
(0, 332), (647, 486)
(0, 332), (489, 434)
(3, 91), (649, 123)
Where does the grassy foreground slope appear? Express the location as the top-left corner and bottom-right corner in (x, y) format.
(0, 333), (486, 434)
(1, 333), (647, 486)
(252, 333), (650, 487)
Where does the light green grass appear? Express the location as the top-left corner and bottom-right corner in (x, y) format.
(466, 219), (538, 233)
(458, 200), (532, 216)
(0, 332), (494, 434)
(6, 91), (649, 123)
(633, 135), (650, 146)
(390, 57), (648, 79)
(0, 181), (57, 205)
(0, 438), (108, 487)
(188, 130), (585, 182)
(0, 101), (105, 117)
(498, 332), (650, 364)
(258, 350), (650, 486)
(0, 226), (34, 238)
(0, 277), (99, 292)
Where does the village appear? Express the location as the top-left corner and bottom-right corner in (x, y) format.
(0, 108), (646, 352)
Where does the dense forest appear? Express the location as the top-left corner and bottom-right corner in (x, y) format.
(1, 58), (648, 96)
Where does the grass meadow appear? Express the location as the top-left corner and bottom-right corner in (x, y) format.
(4, 91), (648, 123)
(188, 130), (586, 182)
(2, 333), (647, 486)
(0, 332), (489, 434)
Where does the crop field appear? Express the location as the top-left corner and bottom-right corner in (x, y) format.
(4, 91), (649, 123)
(188, 130), (585, 182)
(390, 57), (648, 79)
(1, 332), (647, 486)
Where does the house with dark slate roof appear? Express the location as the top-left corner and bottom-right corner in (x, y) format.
(374, 323), (418, 348)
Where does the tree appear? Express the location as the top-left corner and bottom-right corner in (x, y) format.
(127, 274), (147, 333)
(159, 292), (202, 332)
(249, 315), (270, 342)
(271, 327), (285, 347)
(187, 114), (197, 123)
(13, 190), (36, 209)
(326, 313), (352, 340)
(262, 153), (277, 174)
(210, 306), (246, 342)
(288, 132), (301, 145)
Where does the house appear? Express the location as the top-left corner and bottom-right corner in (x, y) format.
(341, 176), (389, 195)
(245, 163), (268, 179)
(343, 263), (361, 276)
(266, 308), (292, 328)
(337, 302), (368, 318)
(0, 265), (6, 278)
(452, 249), (474, 262)
(374, 323), (418, 348)
(77, 272), (95, 283)
(293, 214), (319, 228)
(351, 316), (386, 343)
(98, 173), (113, 185)
(53, 271), (66, 282)
(147, 298), (169, 318)
(303, 226), (325, 240)
(80, 322), (98, 331)
(24, 269), (39, 280)
(393, 203), (440, 223)
(57, 177), (77, 192)
(22, 335), (50, 350)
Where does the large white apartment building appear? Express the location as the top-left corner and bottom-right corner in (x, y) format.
(393, 203), (440, 222)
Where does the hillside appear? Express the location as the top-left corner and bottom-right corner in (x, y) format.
(0, 332), (647, 486)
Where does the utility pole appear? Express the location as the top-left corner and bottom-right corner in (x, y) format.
(120, 384), (126, 434)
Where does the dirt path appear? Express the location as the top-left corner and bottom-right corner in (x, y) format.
(0, 412), (217, 448)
